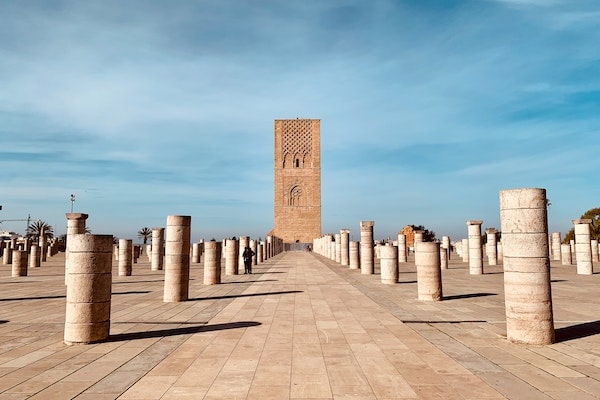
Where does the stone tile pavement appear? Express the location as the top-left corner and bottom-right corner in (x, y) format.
(0, 250), (598, 399)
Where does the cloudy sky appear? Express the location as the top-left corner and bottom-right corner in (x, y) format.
(1, 0), (599, 242)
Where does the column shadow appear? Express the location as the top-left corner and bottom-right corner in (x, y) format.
(443, 293), (496, 301)
(106, 321), (261, 342)
(0, 295), (65, 302)
(219, 279), (278, 284)
(189, 290), (302, 301)
(555, 320), (600, 342)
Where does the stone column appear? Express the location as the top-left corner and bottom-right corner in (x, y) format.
(349, 241), (360, 270)
(573, 219), (593, 275)
(415, 242), (442, 301)
(191, 243), (201, 263)
(39, 228), (47, 262)
(560, 244), (572, 265)
(591, 239), (599, 263)
(239, 236), (250, 273)
(64, 234), (113, 345)
(204, 240), (222, 285)
(163, 215), (191, 302)
(12, 250), (28, 277)
(258, 242), (264, 263)
(467, 220), (483, 274)
(360, 221), (374, 275)
(334, 234), (341, 263)
(266, 235), (272, 259)
(442, 236), (451, 260)
(397, 233), (407, 263)
(225, 238), (239, 275)
(380, 244), (398, 284)
(29, 244), (41, 269)
(151, 227), (164, 271)
(500, 188), (554, 345)
(551, 232), (561, 261)
(461, 239), (469, 263)
(340, 229), (350, 266)
(485, 228), (498, 266)
(440, 247), (448, 270)
(497, 242), (503, 263)
(65, 213), (89, 285)
(250, 239), (258, 266)
(118, 239), (133, 276)
(413, 230), (424, 249)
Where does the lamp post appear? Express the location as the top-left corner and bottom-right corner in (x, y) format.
(70, 194), (75, 213)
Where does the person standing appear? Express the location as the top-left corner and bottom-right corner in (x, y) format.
(243, 246), (255, 274)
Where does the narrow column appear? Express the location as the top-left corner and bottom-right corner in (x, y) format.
(250, 239), (258, 266)
(461, 239), (469, 263)
(258, 242), (264, 263)
(440, 247), (448, 270)
(560, 244), (572, 265)
(413, 230), (424, 248)
(397, 233), (407, 263)
(360, 221), (374, 275)
(591, 239), (599, 263)
(334, 234), (341, 263)
(551, 232), (561, 261)
(12, 250), (28, 277)
(415, 242), (442, 301)
(225, 238), (239, 275)
(30, 244), (41, 269)
(266, 235), (272, 259)
(467, 220), (483, 274)
(349, 241), (360, 270)
(485, 228), (498, 266)
(118, 239), (133, 276)
(204, 240), (222, 285)
(65, 213), (89, 285)
(64, 234), (113, 345)
(340, 229), (350, 266)
(163, 215), (191, 302)
(191, 243), (200, 263)
(500, 188), (554, 345)
(39, 228), (47, 262)
(442, 236), (451, 260)
(573, 219), (593, 275)
(151, 227), (164, 271)
(380, 244), (398, 284)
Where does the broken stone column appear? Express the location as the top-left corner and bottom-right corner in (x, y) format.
(592, 239), (599, 263)
(65, 213), (89, 285)
(397, 233), (407, 263)
(561, 244), (572, 265)
(360, 221), (374, 275)
(39, 229), (47, 262)
(64, 234), (112, 345)
(340, 229), (350, 266)
(191, 243), (201, 263)
(415, 242), (442, 301)
(440, 247), (448, 270)
(500, 188), (554, 345)
(258, 242), (264, 263)
(29, 244), (41, 269)
(163, 215), (191, 302)
(266, 235), (272, 259)
(151, 227), (164, 271)
(461, 238), (469, 263)
(485, 228), (498, 266)
(133, 245), (140, 264)
(204, 240), (222, 285)
(250, 239), (258, 266)
(413, 231), (424, 251)
(118, 239), (133, 276)
(467, 220), (483, 274)
(349, 241), (360, 270)
(12, 250), (28, 276)
(442, 236), (451, 260)
(334, 233), (341, 263)
(380, 244), (398, 284)
(573, 219), (593, 275)
(551, 232), (561, 261)
(225, 238), (239, 275)
(3, 241), (13, 264)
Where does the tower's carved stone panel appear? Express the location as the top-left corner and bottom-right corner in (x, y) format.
(273, 119), (321, 243)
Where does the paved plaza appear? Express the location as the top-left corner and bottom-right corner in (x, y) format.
(0, 250), (599, 399)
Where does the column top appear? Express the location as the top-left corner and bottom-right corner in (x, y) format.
(360, 221), (374, 228)
(573, 219), (592, 224)
(65, 213), (89, 220)
(340, 229), (350, 234)
(466, 220), (483, 225)
(485, 228), (497, 234)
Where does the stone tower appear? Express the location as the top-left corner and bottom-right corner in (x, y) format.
(273, 119), (321, 243)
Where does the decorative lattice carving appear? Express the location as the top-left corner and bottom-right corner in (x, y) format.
(282, 120), (312, 161)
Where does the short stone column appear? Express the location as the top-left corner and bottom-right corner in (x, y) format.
(573, 219), (593, 275)
(500, 188), (554, 345)
(340, 229), (350, 266)
(415, 242), (442, 301)
(12, 250), (28, 277)
(440, 247), (448, 270)
(258, 242), (264, 263)
(204, 240), (222, 285)
(163, 216), (191, 302)
(3, 241), (13, 264)
(551, 232), (561, 261)
(560, 244), (572, 265)
(413, 231), (424, 249)
(151, 227), (164, 271)
(29, 245), (41, 269)
(360, 221), (374, 275)
(225, 238), (239, 275)
(334, 234), (341, 263)
(64, 234), (113, 345)
(485, 229), (498, 266)
(380, 245), (398, 284)
(497, 242), (503, 263)
(442, 236), (451, 260)
(591, 239), (599, 263)
(266, 235), (272, 259)
(65, 213), (89, 285)
(39, 229), (47, 262)
(461, 238), (469, 263)
(118, 239), (133, 276)
(191, 243), (201, 263)
(397, 233), (407, 263)
(250, 239), (258, 266)
(349, 241), (360, 270)
(467, 220), (483, 274)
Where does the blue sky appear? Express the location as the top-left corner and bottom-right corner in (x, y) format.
(1, 0), (599, 242)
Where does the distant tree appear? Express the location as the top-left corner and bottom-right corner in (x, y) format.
(403, 224), (436, 242)
(137, 227), (152, 244)
(26, 220), (54, 241)
(563, 207), (600, 243)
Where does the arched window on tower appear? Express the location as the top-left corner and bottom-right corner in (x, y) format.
(289, 185), (302, 206)
(295, 158), (300, 168)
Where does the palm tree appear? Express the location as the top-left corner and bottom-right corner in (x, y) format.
(138, 227), (152, 244)
(26, 220), (54, 241)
